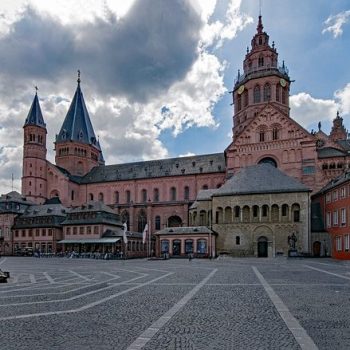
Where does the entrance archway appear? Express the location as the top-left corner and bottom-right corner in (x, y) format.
(313, 241), (321, 257)
(257, 236), (268, 257)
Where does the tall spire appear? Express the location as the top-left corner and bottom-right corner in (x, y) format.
(257, 15), (264, 34)
(24, 88), (46, 128)
(56, 74), (102, 154)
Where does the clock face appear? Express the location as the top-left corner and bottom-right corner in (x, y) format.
(237, 85), (245, 95)
(280, 78), (287, 87)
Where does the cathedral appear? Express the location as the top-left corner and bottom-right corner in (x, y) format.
(10, 16), (349, 258)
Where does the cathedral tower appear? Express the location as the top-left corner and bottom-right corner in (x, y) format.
(22, 90), (48, 204)
(232, 15), (291, 138)
(55, 73), (104, 176)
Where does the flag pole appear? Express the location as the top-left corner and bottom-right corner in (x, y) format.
(148, 221), (151, 258)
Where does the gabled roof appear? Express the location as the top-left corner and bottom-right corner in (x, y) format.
(56, 82), (100, 151)
(213, 164), (310, 196)
(80, 153), (226, 184)
(317, 147), (347, 158)
(24, 93), (46, 128)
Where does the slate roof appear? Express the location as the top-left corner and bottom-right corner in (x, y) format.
(56, 82), (101, 153)
(317, 147), (347, 158)
(154, 226), (216, 235)
(24, 93), (46, 128)
(314, 171), (350, 195)
(0, 191), (32, 205)
(213, 164), (310, 196)
(61, 201), (121, 226)
(336, 140), (350, 151)
(69, 201), (116, 215)
(23, 203), (68, 217)
(80, 153), (226, 184)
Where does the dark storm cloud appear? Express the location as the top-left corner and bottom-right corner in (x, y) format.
(0, 0), (202, 102)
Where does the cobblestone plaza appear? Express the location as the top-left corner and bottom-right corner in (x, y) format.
(1, 257), (350, 349)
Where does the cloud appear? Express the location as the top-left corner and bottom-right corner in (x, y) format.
(0, 0), (253, 195)
(290, 92), (338, 128)
(200, 0), (253, 48)
(334, 83), (350, 115)
(0, 1), (202, 103)
(322, 10), (350, 38)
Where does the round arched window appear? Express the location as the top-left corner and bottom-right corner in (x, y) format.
(258, 157), (277, 167)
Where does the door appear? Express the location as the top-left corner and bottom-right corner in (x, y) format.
(257, 236), (268, 257)
(313, 241), (321, 257)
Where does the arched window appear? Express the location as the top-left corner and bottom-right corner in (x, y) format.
(89, 193), (94, 201)
(243, 90), (248, 107)
(276, 84), (280, 102)
(225, 207), (232, 223)
(292, 203), (300, 222)
(254, 85), (261, 103)
(155, 215), (161, 230)
(263, 83), (271, 101)
(234, 206), (240, 218)
(71, 190), (75, 201)
(141, 189), (147, 203)
(253, 205), (259, 218)
(259, 131), (265, 142)
(258, 157), (277, 167)
(126, 190), (131, 203)
(237, 94), (242, 111)
(272, 128), (279, 140)
(258, 55), (264, 67)
(282, 87), (287, 104)
(98, 192), (104, 202)
(184, 186), (190, 200)
(153, 188), (159, 202)
(170, 187), (177, 201)
(137, 209), (147, 233)
(262, 205), (269, 217)
(282, 204), (288, 217)
(242, 206), (250, 222)
(216, 207), (223, 224)
(114, 191), (119, 204)
(200, 210), (206, 225)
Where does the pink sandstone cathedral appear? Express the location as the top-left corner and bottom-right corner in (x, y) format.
(13, 16), (349, 257)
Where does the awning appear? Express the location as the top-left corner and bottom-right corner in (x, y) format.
(58, 238), (121, 244)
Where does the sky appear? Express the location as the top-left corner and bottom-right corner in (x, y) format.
(0, 0), (349, 194)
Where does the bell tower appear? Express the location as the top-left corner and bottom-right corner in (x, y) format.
(22, 89), (48, 204)
(231, 16), (291, 138)
(55, 72), (104, 176)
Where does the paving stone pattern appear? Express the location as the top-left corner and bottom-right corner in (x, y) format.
(0, 257), (349, 349)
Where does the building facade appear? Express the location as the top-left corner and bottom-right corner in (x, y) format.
(312, 173), (350, 259)
(15, 15), (350, 258)
(190, 164), (311, 257)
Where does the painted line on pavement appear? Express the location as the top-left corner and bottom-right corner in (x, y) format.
(126, 268), (218, 350)
(252, 266), (318, 350)
(304, 265), (350, 281)
(68, 270), (91, 281)
(0, 272), (173, 320)
(0, 258), (7, 266)
(29, 274), (36, 284)
(43, 272), (56, 284)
